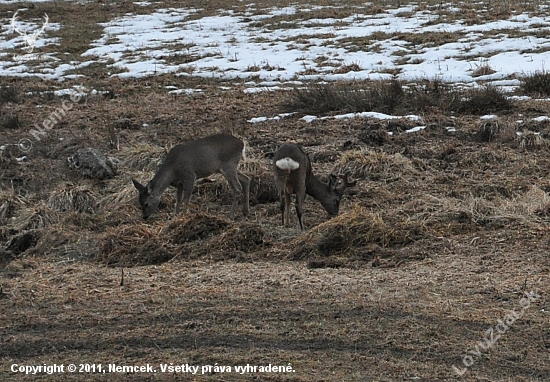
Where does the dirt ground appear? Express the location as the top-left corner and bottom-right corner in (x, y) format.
(1, 72), (550, 381)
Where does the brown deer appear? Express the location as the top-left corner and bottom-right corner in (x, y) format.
(273, 143), (356, 230)
(132, 133), (249, 220)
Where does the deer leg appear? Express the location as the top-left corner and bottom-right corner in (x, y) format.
(237, 171), (250, 217)
(296, 191), (305, 231)
(176, 178), (195, 216)
(175, 183), (184, 215)
(222, 170), (243, 220)
(279, 191), (286, 226)
(285, 193), (291, 226)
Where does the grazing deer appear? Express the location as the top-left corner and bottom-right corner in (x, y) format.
(273, 143), (356, 230)
(132, 133), (249, 220)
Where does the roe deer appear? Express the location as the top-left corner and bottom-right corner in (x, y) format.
(273, 143), (356, 230)
(132, 133), (249, 220)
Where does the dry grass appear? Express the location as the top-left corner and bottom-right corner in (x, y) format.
(478, 118), (503, 142)
(11, 202), (60, 231)
(519, 69), (550, 96)
(2, 1), (550, 381)
(516, 130), (549, 150)
(118, 143), (166, 172)
(0, 190), (26, 224)
(333, 149), (417, 181)
(97, 222), (173, 266)
(46, 183), (97, 213)
(290, 206), (423, 258)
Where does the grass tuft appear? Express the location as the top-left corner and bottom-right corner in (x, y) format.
(519, 69), (550, 96)
(47, 184), (97, 213)
(517, 131), (549, 150)
(290, 206), (426, 263)
(284, 80), (510, 116)
(477, 118), (502, 142)
(454, 85), (511, 115)
(0, 85), (21, 104)
(333, 149), (417, 181)
(0, 113), (21, 129)
(284, 80), (404, 115)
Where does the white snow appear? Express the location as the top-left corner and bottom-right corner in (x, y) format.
(3, 3), (550, 131)
(1, 4), (550, 84)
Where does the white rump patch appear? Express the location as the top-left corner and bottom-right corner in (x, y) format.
(276, 157), (300, 171)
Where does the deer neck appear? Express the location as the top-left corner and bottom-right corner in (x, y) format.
(305, 174), (330, 201)
(148, 167), (175, 197)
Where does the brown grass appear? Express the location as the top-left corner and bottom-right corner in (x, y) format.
(1, 1), (550, 381)
(46, 183), (97, 213)
(333, 149), (417, 181)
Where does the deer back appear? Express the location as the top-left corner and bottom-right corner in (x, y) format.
(161, 133), (244, 180)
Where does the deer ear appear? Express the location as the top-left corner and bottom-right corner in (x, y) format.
(132, 179), (145, 191)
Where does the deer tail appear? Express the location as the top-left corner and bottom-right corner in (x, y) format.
(275, 157), (300, 171)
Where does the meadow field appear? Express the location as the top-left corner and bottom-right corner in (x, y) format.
(1, 0), (550, 380)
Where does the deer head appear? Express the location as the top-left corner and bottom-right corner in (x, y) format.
(322, 171), (357, 216)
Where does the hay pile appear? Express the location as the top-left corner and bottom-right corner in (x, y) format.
(401, 185), (550, 234)
(0, 191), (25, 224)
(98, 223), (174, 266)
(211, 222), (266, 254)
(288, 206), (427, 265)
(495, 185), (550, 223)
(12, 202), (60, 231)
(97, 213), (268, 266)
(166, 214), (229, 244)
(23, 226), (98, 260)
(333, 149), (417, 181)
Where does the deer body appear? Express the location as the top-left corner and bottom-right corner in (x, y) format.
(273, 143), (356, 230)
(132, 133), (249, 220)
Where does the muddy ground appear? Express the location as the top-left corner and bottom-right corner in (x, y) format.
(0, 74), (549, 381)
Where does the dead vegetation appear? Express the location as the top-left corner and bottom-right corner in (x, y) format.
(284, 81), (512, 117)
(519, 68), (550, 96)
(333, 149), (417, 181)
(478, 118), (503, 142)
(46, 183), (97, 213)
(1, 74), (550, 381)
(1, 1), (550, 380)
(289, 206), (426, 261)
